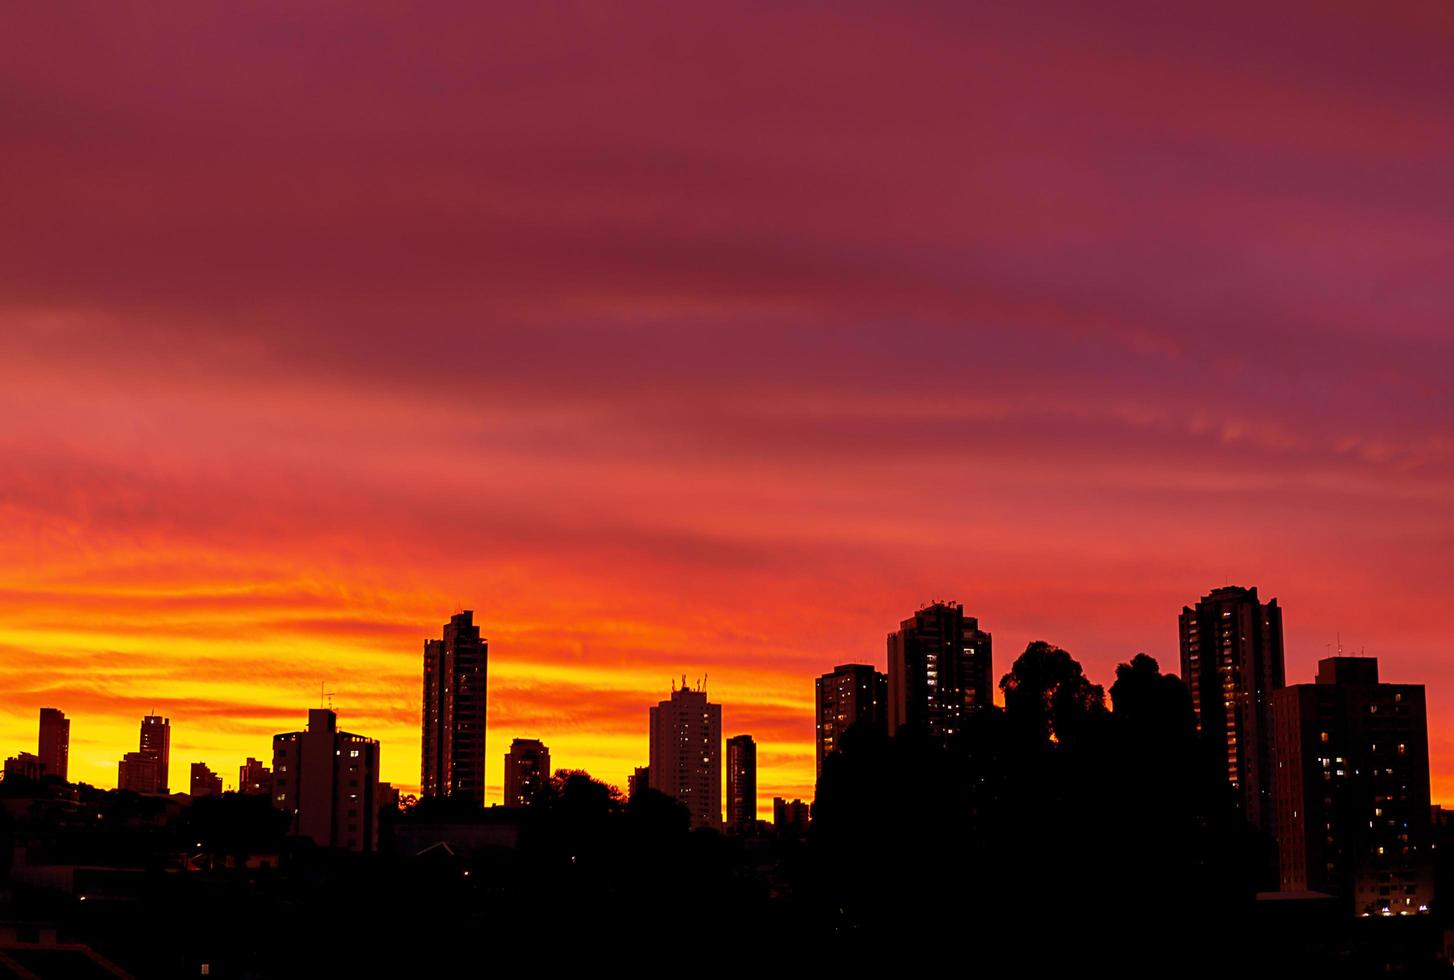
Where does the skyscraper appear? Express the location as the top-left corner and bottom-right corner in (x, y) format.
(648, 680), (722, 829)
(420, 610), (489, 805)
(191, 762), (223, 796)
(37, 708), (69, 783)
(887, 602), (992, 741)
(1179, 585), (1285, 831)
(272, 708), (380, 852)
(118, 715), (170, 794)
(503, 738), (551, 807)
(140, 714), (171, 793)
(1272, 657), (1433, 915)
(815, 664), (887, 778)
(726, 734), (757, 832)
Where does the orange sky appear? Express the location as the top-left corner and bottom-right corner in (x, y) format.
(2, 2), (1453, 815)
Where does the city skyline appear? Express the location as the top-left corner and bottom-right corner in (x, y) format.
(2, 3), (1452, 820)
(3, 590), (1444, 822)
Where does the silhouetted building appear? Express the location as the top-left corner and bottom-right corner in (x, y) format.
(190, 762), (223, 797)
(628, 766), (650, 799)
(1179, 585), (1285, 831)
(887, 601), (992, 741)
(503, 738), (551, 807)
(272, 708), (380, 851)
(117, 751), (162, 793)
(773, 797), (810, 835)
(4, 753), (45, 781)
(815, 663), (886, 778)
(1272, 657), (1433, 916)
(38, 708), (69, 783)
(726, 734), (757, 832)
(116, 715), (171, 793)
(239, 757), (272, 795)
(649, 680), (721, 829)
(421, 611), (489, 805)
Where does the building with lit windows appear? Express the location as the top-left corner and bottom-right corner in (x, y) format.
(272, 708), (380, 852)
(503, 738), (551, 807)
(421, 611), (489, 804)
(1179, 586), (1284, 832)
(815, 663), (886, 778)
(190, 762), (223, 796)
(648, 681), (721, 829)
(1272, 657), (1432, 916)
(239, 757), (272, 795)
(887, 602), (992, 742)
(726, 734), (757, 831)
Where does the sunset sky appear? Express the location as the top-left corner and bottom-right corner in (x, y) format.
(2, 1), (1452, 814)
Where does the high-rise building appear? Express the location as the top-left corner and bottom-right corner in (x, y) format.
(139, 715), (172, 794)
(628, 766), (650, 799)
(117, 715), (170, 793)
(648, 680), (722, 829)
(239, 757), (273, 795)
(190, 762), (223, 797)
(815, 664), (887, 778)
(420, 611), (489, 805)
(118, 752), (162, 793)
(1179, 585), (1284, 831)
(503, 738), (551, 807)
(4, 753), (46, 781)
(726, 734), (757, 832)
(37, 708), (69, 783)
(773, 797), (811, 836)
(887, 602), (992, 741)
(272, 708), (380, 852)
(1272, 657), (1433, 915)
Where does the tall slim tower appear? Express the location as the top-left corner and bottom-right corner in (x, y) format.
(887, 602), (992, 741)
(726, 734), (757, 832)
(648, 680), (722, 829)
(37, 708), (69, 783)
(1179, 585), (1285, 831)
(420, 611), (489, 804)
(140, 715), (171, 793)
(815, 664), (887, 778)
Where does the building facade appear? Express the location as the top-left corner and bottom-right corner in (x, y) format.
(3, 753), (45, 781)
(648, 682), (722, 829)
(887, 602), (992, 741)
(421, 611), (489, 804)
(726, 734), (757, 832)
(503, 738), (551, 807)
(1272, 657), (1433, 916)
(116, 715), (171, 794)
(117, 752), (162, 793)
(239, 757), (273, 795)
(815, 663), (887, 778)
(1179, 585), (1285, 831)
(190, 762), (223, 797)
(38, 708), (69, 783)
(773, 797), (811, 835)
(272, 708), (380, 852)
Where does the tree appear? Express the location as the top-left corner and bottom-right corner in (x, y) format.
(999, 640), (1106, 748)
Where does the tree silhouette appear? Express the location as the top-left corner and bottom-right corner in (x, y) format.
(999, 639), (1107, 748)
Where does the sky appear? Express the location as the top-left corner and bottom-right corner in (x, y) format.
(1, 1), (1452, 814)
